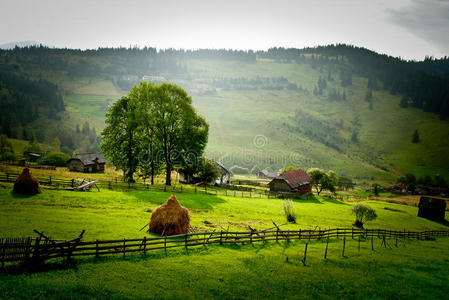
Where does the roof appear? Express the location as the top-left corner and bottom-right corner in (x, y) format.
(69, 153), (106, 166)
(216, 161), (231, 175)
(28, 153), (41, 157)
(273, 169), (311, 189)
(259, 169), (279, 178)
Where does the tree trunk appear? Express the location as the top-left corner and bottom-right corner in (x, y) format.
(151, 159), (154, 185)
(165, 163), (171, 186)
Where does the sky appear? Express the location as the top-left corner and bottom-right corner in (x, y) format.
(0, 0), (448, 60)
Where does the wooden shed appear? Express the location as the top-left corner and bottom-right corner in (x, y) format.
(268, 169), (312, 195)
(68, 153), (106, 173)
(418, 197), (446, 222)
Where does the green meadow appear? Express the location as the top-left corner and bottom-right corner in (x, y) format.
(48, 57), (449, 183)
(1, 184), (448, 299)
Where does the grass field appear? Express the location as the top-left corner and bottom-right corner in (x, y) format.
(48, 58), (449, 185)
(1, 183), (448, 298)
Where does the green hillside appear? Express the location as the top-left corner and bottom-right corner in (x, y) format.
(1, 46), (449, 182)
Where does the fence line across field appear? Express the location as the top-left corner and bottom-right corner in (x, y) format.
(2, 227), (448, 268)
(0, 171), (301, 199)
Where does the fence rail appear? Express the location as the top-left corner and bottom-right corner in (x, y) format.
(0, 172), (293, 199)
(2, 227), (448, 268)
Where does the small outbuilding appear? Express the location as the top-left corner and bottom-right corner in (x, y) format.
(68, 153), (106, 173)
(268, 169), (312, 195)
(27, 152), (41, 162)
(418, 197), (446, 222)
(257, 169), (279, 179)
(215, 161), (232, 185)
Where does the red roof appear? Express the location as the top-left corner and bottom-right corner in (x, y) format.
(279, 169), (312, 188)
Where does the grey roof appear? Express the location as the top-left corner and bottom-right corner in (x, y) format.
(69, 153), (106, 166)
(260, 169), (279, 178)
(216, 161), (231, 175)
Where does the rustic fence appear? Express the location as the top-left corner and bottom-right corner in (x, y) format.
(2, 227), (448, 269)
(0, 172), (295, 199)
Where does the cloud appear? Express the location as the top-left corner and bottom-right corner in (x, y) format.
(388, 0), (449, 55)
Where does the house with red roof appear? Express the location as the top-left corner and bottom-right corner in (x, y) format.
(268, 169), (312, 195)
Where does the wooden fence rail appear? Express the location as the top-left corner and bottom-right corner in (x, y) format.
(0, 172), (291, 199)
(2, 228), (448, 268)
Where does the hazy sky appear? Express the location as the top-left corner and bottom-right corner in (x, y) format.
(1, 0), (448, 60)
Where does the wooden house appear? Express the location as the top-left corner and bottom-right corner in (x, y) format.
(257, 169), (279, 179)
(215, 161), (232, 185)
(268, 169), (312, 195)
(68, 153), (106, 173)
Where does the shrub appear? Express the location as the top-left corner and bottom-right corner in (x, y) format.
(230, 165), (249, 174)
(283, 199), (297, 223)
(197, 159), (221, 183)
(38, 152), (70, 166)
(351, 203), (377, 228)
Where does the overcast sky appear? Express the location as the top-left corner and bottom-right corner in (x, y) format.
(1, 0), (448, 60)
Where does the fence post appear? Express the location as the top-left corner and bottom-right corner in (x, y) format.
(371, 235), (374, 251)
(234, 191), (236, 197)
(49, 176), (52, 185)
(143, 237), (147, 254)
(195, 187), (197, 193)
(276, 228), (279, 242)
(342, 236), (346, 257)
(324, 235), (329, 259)
(6, 173), (9, 183)
(123, 239), (126, 257)
(185, 234), (188, 250)
(96, 240), (99, 258)
(302, 243), (308, 266)
(164, 237), (167, 255)
(220, 231), (223, 245)
(352, 228), (354, 239)
(358, 235), (361, 252)
(299, 229), (301, 240)
(71, 179), (74, 188)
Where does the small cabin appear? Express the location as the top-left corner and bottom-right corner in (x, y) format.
(257, 169), (279, 179)
(27, 152), (41, 162)
(68, 153), (106, 173)
(216, 161), (232, 185)
(268, 169), (312, 195)
(418, 197), (446, 222)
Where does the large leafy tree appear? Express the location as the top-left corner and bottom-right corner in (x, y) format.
(307, 168), (337, 195)
(101, 96), (140, 182)
(129, 82), (164, 185)
(150, 83), (208, 185)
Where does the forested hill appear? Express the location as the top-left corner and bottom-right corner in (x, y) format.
(1, 44), (448, 181)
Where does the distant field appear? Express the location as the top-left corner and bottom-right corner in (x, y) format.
(36, 58), (449, 183)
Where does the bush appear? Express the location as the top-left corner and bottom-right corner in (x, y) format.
(283, 199), (297, 223)
(197, 159), (221, 183)
(350, 203), (377, 228)
(39, 152), (70, 166)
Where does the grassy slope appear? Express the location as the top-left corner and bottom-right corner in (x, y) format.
(18, 57), (449, 182)
(0, 184), (448, 298)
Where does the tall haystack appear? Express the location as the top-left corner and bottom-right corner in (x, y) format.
(149, 195), (190, 236)
(13, 168), (41, 195)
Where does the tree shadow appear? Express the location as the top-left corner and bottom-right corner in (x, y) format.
(321, 196), (350, 205)
(127, 190), (227, 211)
(291, 194), (323, 204)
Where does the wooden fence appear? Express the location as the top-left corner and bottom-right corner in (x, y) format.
(0, 172), (294, 199)
(2, 227), (448, 269)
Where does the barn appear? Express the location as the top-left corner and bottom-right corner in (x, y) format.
(68, 153), (106, 173)
(268, 169), (312, 195)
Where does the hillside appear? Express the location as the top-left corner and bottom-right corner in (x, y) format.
(1, 45), (449, 182)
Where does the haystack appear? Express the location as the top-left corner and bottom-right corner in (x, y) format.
(149, 195), (190, 236)
(13, 168), (40, 195)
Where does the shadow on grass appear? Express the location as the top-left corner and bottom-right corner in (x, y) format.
(115, 190), (227, 211)
(321, 196), (350, 205)
(292, 194), (323, 204)
(10, 192), (37, 199)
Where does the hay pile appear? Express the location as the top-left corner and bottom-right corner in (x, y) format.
(13, 168), (41, 195)
(149, 195), (190, 236)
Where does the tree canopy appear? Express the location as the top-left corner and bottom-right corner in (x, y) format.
(102, 82), (208, 184)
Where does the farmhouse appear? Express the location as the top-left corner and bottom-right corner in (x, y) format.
(268, 169), (312, 195)
(68, 153), (106, 173)
(257, 169), (279, 179)
(216, 161), (232, 185)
